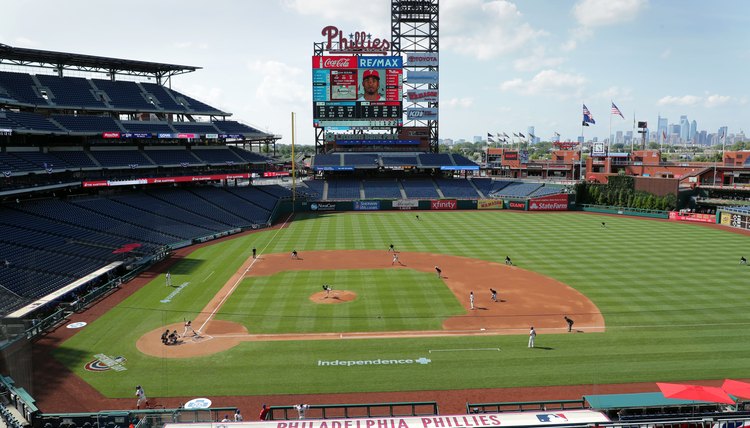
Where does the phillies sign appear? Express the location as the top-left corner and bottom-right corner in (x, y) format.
(431, 199), (457, 210)
(528, 194), (569, 211)
(322, 25), (391, 54)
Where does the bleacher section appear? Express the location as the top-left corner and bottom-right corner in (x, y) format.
(327, 179), (361, 199)
(492, 182), (543, 198)
(313, 154), (342, 168)
(89, 148), (154, 168)
(228, 147), (274, 163)
(343, 153), (380, 168)
(143, 148), (202, 166)
(381, 155), (418, 167)
(300, 180), (324, 198)
(529, 184), (565, 197)
(418, 153), (453, 168)
(0, 186), (287, 316)
(0, 71), (50, 106)
(191, 147), (244, 164)
(36, 74), (107, 109)
(92, 78), (155, 110)
(51, 114), (121, 133)
(435, 178), (480, 198)
(401, 179), (439, 198)
(363, 179), (402, 199)
(121, 121), (175, 134)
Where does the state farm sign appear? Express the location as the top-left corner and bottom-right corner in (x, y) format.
(528, 194), (568, 211)
(431, 199), (457, 210)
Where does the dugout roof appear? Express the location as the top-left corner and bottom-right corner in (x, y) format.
(584, 392), (717, 409)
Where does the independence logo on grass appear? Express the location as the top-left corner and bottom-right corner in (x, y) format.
(317, 357), (431, 367)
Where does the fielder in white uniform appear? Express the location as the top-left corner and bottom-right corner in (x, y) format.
(528, 326), (536, 348)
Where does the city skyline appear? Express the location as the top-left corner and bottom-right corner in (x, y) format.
(2, 0), (749, 145)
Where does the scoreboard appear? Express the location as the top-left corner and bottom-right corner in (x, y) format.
(721, 211), (750, 231)
(313, 55), (403, 129)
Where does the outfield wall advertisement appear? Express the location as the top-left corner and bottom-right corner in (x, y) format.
(528, 194), (569, 211)
(393, 199), (419, 210)
(431, 199), (457, 210)
(477, 199), (504, 210)
(669, 211), (716, 223)
(353, 201), (380, 211)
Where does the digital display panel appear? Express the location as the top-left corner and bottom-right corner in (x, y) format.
(312, 55), (403, 129)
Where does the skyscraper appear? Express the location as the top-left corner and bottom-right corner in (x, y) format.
(657, 115), (668, 145)
(679, 115), (689, 143)
(689, 120), (697, 141)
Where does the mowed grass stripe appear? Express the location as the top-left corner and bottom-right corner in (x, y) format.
(55, 211), (750, 398)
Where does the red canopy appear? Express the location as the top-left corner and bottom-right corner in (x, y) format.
(657, 382), (735, 404)
(722, 379), (750, 400)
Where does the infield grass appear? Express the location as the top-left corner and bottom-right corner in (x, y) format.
(54, 211), (750, 398)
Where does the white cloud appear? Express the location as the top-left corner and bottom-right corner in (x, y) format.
(443, 97), (474, 108)
(704, 94), (731, 108)
(500, 70), (586, 98)
(442, 0), (546, 60)
(247, 60), (308, 106)
(573, 0), (648, 27)
(513, 48), (565, 72)
(657, 95), (701, 106)
(594, 86), (633, 101)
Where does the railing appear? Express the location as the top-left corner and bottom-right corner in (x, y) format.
(267, 402), (439, 421)
(466, 399), (586, 414)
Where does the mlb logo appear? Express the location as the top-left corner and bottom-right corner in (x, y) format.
(536, 414), (569, 423)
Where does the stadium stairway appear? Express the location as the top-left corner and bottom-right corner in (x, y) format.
(322, 180), (329, 200)
(433, 179), (445, 198)
(398, 181), (407, 199)
(359, 181), (365, 199)
(469, 179), (486, 198)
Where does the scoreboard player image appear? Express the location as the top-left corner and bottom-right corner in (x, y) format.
(358, 69), (384, 101)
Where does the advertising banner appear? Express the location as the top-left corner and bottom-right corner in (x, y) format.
(163, 410), (609, 428)
(592, 142), (606, 157)
(507, 201), (526, 210)
(392, 199), (419, 210)
(407, 71), (438, 84)
(310, 202), (337, 211)
(353, 201), (381, 211)
(431, 199), (457, 210)
(406, 108), (438, 120)
(478, 199), (504, 210)
(406, 89), (439, 102)
(82, 173), (250, 188)
(504, 152), (518, 160)
(102, 132), (120, 139)
(406, 52), (439, 66)
(668, 212), (716, 223)
(528, 194), (569, 211)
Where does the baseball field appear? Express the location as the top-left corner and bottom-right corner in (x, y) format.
(50, 211), (750, 408)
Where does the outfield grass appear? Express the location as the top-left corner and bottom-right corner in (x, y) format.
(54, 211), (750, 398)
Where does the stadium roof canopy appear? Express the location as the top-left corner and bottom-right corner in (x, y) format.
(0, 43), (199, 80)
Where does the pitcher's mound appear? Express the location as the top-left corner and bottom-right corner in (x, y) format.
(310, 290), (357, 303)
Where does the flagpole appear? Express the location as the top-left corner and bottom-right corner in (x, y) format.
(291, 111), (296, 209)
(632, 112), (636, 153)
(608, 101), (613, 153)
(580, 117), (585, 182)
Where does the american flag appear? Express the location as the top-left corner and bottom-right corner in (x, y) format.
(583, 104), (595, 124)
(611, 102), (625, 119)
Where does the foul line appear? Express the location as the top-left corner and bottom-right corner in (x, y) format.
(429, 347), (501, 353)
(198, 213), (294, 333)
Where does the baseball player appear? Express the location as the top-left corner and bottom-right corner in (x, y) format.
(182, 320), (197, 337)
(528, 326), (536, 348)
(135, 385), (149, 409)
(291, 250), (298, 259)
(294, 403), (309, 420)
(435, 266), (442, 278)
(505, 256), (513, 266)
(469, 291), (475, 310)
(564, 316), (574, 332)
(322, 284), (332, 298)
(392, 252), (402, 266)
(741, 256), (747, 265)
(490, 288), (498, 302)
(165, 271), (172, 287)
(252, 247), (257, 259)
(388, 244), (395, 252)
(234, 409), (243, 422)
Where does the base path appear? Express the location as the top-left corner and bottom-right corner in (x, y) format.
(138, 250), (604, 358)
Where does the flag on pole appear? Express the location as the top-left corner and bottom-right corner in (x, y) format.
(554, 132), (560, 137)
(503, 132), (510, 138)
(662, 130), (667, 141)
(583, 104), (595, 125)
(529, 133), (536, 139)
(518, 132), (526, 138)
(513, 133), (519, 138)
(611, 102), (625, 119)
(487, 133), (495, 143)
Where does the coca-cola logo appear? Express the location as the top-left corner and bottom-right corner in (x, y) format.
(324, 57), (352, 68)
(431, 199), (457, 210)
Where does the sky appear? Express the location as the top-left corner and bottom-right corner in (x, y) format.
(2, 0), (749, 145)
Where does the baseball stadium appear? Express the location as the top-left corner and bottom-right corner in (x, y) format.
(2, 2), (750, 428)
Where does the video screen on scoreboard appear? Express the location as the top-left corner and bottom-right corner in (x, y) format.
(312, 55), (403, 129)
